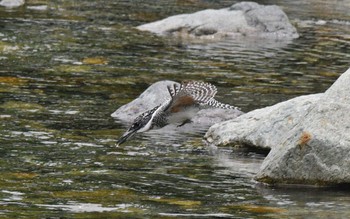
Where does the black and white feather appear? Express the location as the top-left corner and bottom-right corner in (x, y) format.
(166, 81), (239, 110)
(116, 80), (239, 146)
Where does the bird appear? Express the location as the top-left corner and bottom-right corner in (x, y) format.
(116, 80), (239, 146)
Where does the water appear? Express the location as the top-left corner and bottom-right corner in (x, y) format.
(1, 0), (350, 218)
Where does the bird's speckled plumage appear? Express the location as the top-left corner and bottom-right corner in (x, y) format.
(116, 81), (239, 145)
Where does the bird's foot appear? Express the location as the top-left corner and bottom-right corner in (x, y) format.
(177, 119), (193, 127)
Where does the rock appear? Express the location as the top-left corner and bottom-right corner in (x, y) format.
(111, 80), (243, 132)
(111, 80), (176, 121)
(137, 1), (298, 40)
(205, 93), (323, 149)
(205, 68), (350, 186)
(0, 0), (24, 8)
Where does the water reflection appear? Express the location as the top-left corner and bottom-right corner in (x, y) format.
(1, 0), (350, 218)
(256, 185), (350, 218)
(38, 202), (131, 213)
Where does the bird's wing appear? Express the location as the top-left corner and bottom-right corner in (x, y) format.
(182, 81), (217, 105)
(182, 81), (239, 110)
(167, 83), (182, 98)
(165, 81), (218, 113)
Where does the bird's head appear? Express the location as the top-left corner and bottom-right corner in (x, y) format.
(116, 106), (159, 146)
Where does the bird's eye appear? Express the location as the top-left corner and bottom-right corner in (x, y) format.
(131, 122), (140, 129)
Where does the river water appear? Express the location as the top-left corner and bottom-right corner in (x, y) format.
(0, 0), (350, 218)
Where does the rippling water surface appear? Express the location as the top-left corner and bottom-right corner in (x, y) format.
(1, 0), (350, 218)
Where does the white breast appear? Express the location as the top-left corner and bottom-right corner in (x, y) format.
(137, 105), (164, 133)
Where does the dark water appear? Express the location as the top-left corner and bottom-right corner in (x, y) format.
(1, 0), (350, 218)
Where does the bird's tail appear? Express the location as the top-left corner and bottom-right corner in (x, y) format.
(206, 99), (240, 110)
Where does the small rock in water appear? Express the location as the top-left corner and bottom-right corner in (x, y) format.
(0, 0), (25, 8)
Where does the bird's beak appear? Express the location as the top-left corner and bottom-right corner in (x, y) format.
(116, 129), (137, 146)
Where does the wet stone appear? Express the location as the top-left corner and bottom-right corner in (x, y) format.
(205, 68), (350, 186)
(137, 1), (299, 40)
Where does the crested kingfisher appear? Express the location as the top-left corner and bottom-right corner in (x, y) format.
(116, 81), (239, 146)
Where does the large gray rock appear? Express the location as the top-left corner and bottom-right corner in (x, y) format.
(111, 80), (243, 132)
(205, 93), (323, 149)
(205, 68), (350, 186)
(137, 1), (299, 40)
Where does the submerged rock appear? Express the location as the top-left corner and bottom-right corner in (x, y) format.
(137, 1), (299, 40)
(111, 80), (243, 131)
(205, 68), (350, 186)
